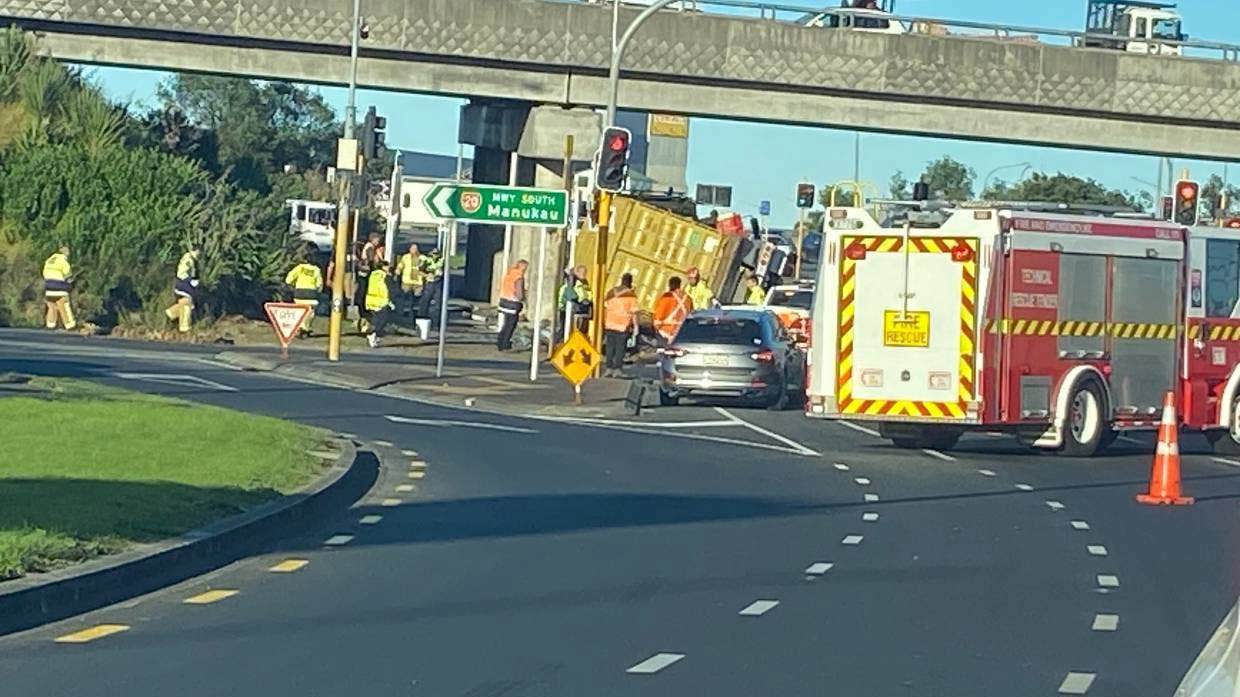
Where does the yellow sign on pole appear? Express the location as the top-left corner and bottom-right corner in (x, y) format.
(550, 330), (601, 386)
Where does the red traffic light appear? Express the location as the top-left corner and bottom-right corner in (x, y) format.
(607, 133), (629, 152)
(1179, 183), (1199, 201)
(1225, 218), (1240, 229)
(1174, 180), (1200, 226)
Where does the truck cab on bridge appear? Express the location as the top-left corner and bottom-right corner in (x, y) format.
(800, 1), (905, 35)
(1084, 0), (1185, 56)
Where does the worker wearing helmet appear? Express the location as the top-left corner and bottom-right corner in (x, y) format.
(42, 245), (76, 331)
(684, 267), (716, 311)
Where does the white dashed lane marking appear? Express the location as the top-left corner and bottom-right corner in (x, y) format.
(1212, 457), (1240, 467)
(864, 493), (880, 502)
(626, 653), (685, 675)
(401, 449), (418, 457)
(395, 484), (414, 492)
(380, 498), (401, 507)
(1087, 545), (1108, 557)
(1071, 520), (1091, 531)
(804, 562), (834, 575)
(738, 600), (780, 617)
(1058, 672), (1096, 694)
(976, 468), (996, 477)
(1097, 575), (1120, 589)
(1015, 483), (1034, 491)
(1092, 614), (1119, 632)
(360, 515), (383, 525)
(862, 512), (879, 522)
(921, 449), (956, 462)
(323, 534), (354, 546)
(841, 535), (864, 545)
(833, 463), (850, 471)
(374, 439), (393, 447)
(1046, 500), (1066, 510)
(854, 477), (871, 485)
(838, 420), (880, 437)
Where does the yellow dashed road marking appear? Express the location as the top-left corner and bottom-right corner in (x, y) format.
(409, 460), (427, 469)
(408, 471), (425, 479)
(184, 589), (239, 605)
(269, 559), (309, 573)
(55, 624), (130, 643)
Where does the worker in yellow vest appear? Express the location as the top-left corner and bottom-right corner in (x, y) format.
(42, 245), (76, 331)
(364, 258), (396, 348)
(744, 275), (766, 305)
(284, 250), (323, 337)
(394, 243), (425, 322)
(163, 247), (201, 333)
(685, 267), (716, 310)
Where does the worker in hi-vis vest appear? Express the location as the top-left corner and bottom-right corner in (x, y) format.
(42, 245), (76, 330)
(163, 246), (201, 333)
(285, 248), (323, 336)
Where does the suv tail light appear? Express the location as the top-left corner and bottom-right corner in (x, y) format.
(750, 348), (776, 363)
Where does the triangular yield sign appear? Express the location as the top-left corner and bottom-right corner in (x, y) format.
(264, 302), (312, 348)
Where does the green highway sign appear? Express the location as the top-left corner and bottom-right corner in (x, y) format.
(423, 183), (569, 228)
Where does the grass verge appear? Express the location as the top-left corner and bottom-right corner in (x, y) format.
(0, 377), (331, 581)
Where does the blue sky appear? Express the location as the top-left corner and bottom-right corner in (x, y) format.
(81, 0), (1237, 227)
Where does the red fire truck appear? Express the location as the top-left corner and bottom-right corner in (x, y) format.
(805, 202), (1240, 456)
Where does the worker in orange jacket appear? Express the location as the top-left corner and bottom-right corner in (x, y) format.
(602, 272), (638, 378)
(652, 276), (693, 345)
(496, 259), (528, 351)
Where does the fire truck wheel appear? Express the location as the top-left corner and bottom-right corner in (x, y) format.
(1207, 396), (1240, 454)
(1061, 381), (1105, 457)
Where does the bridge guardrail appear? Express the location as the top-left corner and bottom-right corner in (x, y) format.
(570, 0), (1240, 62)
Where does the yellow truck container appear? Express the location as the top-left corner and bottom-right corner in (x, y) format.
(573, 196), (743, 312)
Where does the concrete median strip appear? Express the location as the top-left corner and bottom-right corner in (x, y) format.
(0, 440), (365, 638)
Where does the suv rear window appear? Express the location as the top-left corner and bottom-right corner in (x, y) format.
(769, 290), (814, 310)
(677, 318), (764, 345)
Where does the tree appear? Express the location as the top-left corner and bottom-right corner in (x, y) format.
(1200, 174), (1240, 220)
(889, 170), (911, 200)
(920, 156), (974, 201)
(156, 75), (340, 192)
(981, 172), (1139, 209)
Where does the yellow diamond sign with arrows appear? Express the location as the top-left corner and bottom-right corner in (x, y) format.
(550, 330), (600, 386)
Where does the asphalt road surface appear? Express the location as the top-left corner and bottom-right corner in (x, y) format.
(0, 331), (1237, 696)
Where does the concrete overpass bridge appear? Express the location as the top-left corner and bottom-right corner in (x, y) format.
(5, 0), (1240, 160)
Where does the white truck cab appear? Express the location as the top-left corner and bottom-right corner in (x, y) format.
(801, 1), (905, 35)
(1085, 1), (1184, 56)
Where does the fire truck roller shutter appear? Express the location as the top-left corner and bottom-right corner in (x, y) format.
(1110, 257), (1179, 416)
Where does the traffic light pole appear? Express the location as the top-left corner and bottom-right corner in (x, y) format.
(795, 207), (806, 280)
(591, 190), (612, 366)
(605, 0), (678, 127)
(328, 0), (363, 362)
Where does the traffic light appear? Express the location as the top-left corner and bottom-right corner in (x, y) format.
(1160, 195), (1174, 221)
(912, 181), (930, 201)
(796, 183), (815, 209)
(596, 126), (631, 193)
(1224, 218), (1240, 229)
(360, 106), (386, 160)
(1174, 180), (1200, 226)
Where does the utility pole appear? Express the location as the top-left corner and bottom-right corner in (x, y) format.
(328, 0), (363, 362)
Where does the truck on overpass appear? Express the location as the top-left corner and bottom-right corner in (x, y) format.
(1083, 0), (1185, 56)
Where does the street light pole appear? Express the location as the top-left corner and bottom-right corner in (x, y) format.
(327, 0), (363, 362)
(981, 162), (1032, 198)
(605, 0), (678, 128)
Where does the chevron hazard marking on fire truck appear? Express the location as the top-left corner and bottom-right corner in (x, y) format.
(984, 320), (1177, 339)
(836, 236), (977, 420)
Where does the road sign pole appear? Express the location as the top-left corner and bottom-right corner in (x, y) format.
(564, 187), (581, 343)
(436, 222), (451, 379)
(530, 226), (549, 382)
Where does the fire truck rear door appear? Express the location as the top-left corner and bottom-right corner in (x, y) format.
(836, 234), (979, 419)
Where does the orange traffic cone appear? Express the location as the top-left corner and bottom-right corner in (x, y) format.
(1137, 391), (1194, 506)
